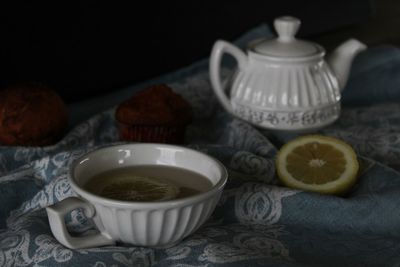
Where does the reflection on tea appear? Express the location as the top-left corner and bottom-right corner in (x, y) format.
(83, 165), (213, 202)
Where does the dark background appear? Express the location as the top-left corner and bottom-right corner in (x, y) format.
(0, 1), (375, 103)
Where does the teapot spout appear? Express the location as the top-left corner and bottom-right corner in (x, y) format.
(327, 39), (367, 91)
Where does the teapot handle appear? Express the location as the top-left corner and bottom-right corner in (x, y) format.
(209, 40), (247, 113)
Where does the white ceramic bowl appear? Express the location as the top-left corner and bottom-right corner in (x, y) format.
(46, 143), (227, 249)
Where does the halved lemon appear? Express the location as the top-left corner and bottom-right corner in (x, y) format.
(276, 135), (359, 195)
(100, 175), (179, 202)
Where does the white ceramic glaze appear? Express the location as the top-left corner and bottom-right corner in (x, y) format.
(46, 144), (228, 249)
(210, 16), (367, 131)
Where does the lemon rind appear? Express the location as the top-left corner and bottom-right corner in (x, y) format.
(276, 135), (359, 195)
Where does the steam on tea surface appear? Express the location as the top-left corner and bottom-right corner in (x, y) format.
(83, 165), (213, 201)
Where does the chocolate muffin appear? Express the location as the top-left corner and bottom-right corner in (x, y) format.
(0, 83), (68, 146)
(115, 84), (192, 143)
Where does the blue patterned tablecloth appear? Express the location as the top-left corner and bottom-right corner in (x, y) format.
(1, 24), (400, 267)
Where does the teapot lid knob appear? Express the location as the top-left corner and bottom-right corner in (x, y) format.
(274, 16), (301, 42)
(251, 15), (323, 57)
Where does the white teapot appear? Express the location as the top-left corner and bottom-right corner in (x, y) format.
(210, 16), (367, 131)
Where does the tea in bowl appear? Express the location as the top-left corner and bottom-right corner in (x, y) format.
(46, 143), (227, 249)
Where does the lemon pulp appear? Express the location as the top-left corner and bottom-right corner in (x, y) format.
(276, 135), (359, 195)
(99, 175), (179, 201)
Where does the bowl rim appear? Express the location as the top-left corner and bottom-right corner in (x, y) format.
(69, 143), (228, 209)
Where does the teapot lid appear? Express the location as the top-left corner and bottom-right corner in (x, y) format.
(252, 16), (323, 57)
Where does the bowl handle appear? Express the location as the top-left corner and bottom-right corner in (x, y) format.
(209, 40), (247, 113)
(46, 197), (115, 249)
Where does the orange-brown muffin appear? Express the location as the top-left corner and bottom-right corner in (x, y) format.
(0, 83), (68, 146)
(115, 84), (192, 143)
